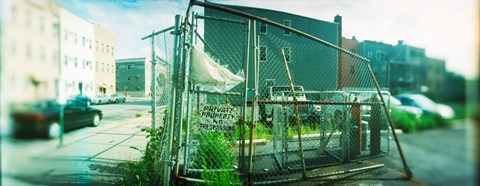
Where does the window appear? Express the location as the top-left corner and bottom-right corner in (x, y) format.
(259, 21), (267, 34)
(101, 43), (104, 53)
(64, 30), (68, 41)
(40, 47), (45, 62)
(25, 10), (31, 27)
(11, 6), (16, 22)
(376, 51), (386, 60)
(96, 61), (98, 71)
(283, 47), (291, 63)
(88, 39), (92, 49)
(106, 45), (109, 53)
(102, 63), (104, 72)
(73, 33), (77, 44)
(82, 37), (85, 47)
(95, 41), (98, 51)
(137, 86), (141, 91)
(283, 20), (291, 36)
(259, 46), (267, 62)
(111, 47), (114, 56)
(367, 51), (373, 58)
(127, 75), (131, 80)
(127, 64), (131, 69)
(26, 44), (31, 59)
(74, 57), (78, 68)
(53, 52), (58, 65)
(39, 16), (45, 32)
(65, 56), (68, 66)
(10, 42), (16, 56)
(82, 59), (86, 69)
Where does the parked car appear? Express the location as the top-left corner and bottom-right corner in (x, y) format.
(71, 94), (92, 106)
(395, 94), (454, 119)
(110, 93), (126, 103)
(390, 96), (423, 119)
(91, 94), (111, 104)
(11, 99), (103, 139)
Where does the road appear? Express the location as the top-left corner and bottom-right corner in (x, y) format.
(90, 98), (152, 127)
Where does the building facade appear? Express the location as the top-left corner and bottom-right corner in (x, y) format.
(426, 57), (446, 97)
(59, 7), (94, 97)
(353, 39), (430, 95)
(340, 36), (361, 88)
(1, 0), (60, 104)
(205, 4), (340, 94)
(115, 58), (151, 97)
(94, 24), (116, 95)
(357, 40), (393, 89)
(389, 41), (428, 94)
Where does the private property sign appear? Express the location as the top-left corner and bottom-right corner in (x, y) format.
(199, 104), (237, 132)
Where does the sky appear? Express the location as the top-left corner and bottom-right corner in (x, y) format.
(56, 0), (479, 79)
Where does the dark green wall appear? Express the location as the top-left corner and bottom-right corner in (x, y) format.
(115, 60), (146, 92)
(204, 5), (339, 97)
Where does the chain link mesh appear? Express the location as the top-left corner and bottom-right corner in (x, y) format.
(150, 3), (411, 184)
(181, 15), (248, 181)
(144, 27), (175, 183)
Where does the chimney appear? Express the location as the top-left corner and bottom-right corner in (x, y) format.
(398, 40), (404, 46)
(334, 15), (342, 47)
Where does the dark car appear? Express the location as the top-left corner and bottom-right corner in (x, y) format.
(72, 94), (92, 106)
(11, 99), (103, 139)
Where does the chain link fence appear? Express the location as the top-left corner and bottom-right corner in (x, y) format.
(140, 26), (176, 184)
(146, 1), (412, 185)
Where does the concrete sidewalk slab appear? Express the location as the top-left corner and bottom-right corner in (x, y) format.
(118, 135), (150, 148)
(94, 145), (144, 161)
(48, 143), (114, 158)
(77, 133), (132, 145)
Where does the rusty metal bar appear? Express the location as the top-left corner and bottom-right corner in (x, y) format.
(365, 60), (413, 178)
(254, 100), (383, 105)
(281, 48), (307, 179)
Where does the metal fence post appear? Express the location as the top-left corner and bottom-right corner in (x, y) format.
(151, 30), (157, 129)
(239, 19), (250, 174)
(248, 20), (258, 183)
(164, 14), (182, 186)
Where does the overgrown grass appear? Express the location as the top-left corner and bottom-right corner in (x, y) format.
(391, 108), (451, 133)
(193, 132), (240, 185)
(242, 122), (320, 141)
(116, 127), (164, 185)
(116, 110), (167, 185)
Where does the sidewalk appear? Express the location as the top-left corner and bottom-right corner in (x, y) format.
(3, 113), (152, 185)
(125, 96), (152, 102)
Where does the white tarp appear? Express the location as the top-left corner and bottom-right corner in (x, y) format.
(189, 45), (244, 93)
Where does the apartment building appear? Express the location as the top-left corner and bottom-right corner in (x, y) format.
(94, 24), (116, 95)
(59, 7), (95, 97)
(1, 0), (60, 104)
(115, 58), (151, 97)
